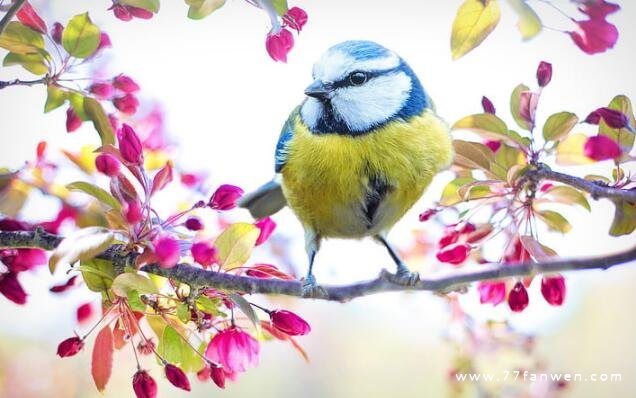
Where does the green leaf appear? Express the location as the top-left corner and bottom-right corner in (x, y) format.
(49, 227), (115, 273)
(450, 0), (501, 60)
(599, 95), (635, 155)
(453, 113), (529, 148)
(542, 112), (578, 142)
(440, 177), (491, 206)
(111, 273), (159, 297)
(555, 133), (595, 165)
(519, 235), (557, 261)
(542, 186), (591, 211)
(609, 200), (636, 236)
(62, 13), (100, 58)
(176, 303), (191, 323)
(506, 0), (542, 40)
(67, 181), (122, 210)
(186, 0), (226, 19)
(44, 85), (67, 112)
(79, 258), (115, 292)
(0, 21), (45, 54)
(181, 342), (205, 373)
(536, 210), (572, 233)
(195, 296), (225, 316)
(84, 97), (116, 145)
(127, 290), (147, 312)
(158, 326), (187, 365)
(229, 293), (261, 334)
(120, 0), (160, 12)
(491, 143), (526, 179)
(215, 223), (260, 269)
(452, 140), (495, 173)
(68, 92), (88, 120)
(272, 0), (289, 15)
(3, 51), (48, 75)
(510, 84), (531, 130)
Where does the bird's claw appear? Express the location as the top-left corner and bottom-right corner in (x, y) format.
(301, 274), (327, 298)
(391, 269), (420, 287)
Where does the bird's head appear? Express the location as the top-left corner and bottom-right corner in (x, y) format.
(300, 40), (429, 135)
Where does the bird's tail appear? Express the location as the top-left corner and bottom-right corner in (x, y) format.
(237, 179), (287, 219)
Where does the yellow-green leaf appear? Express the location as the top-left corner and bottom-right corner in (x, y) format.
(84, 97), (116, 145)
(185, 0), (226, 19)
(62, 13), (100, 58)
(215, 223), (260, 269)
(599, 95), (635, 155)
(111, 273), (159, 297)
(67, 181), (121, 210)
(491, 143), (526, 179)
(453, 113), (529, 148)
(542, 185), (590, 211)
(536, 210), (572, 233)
(519, 235), (557, 261)
(452, 140), (495, 172)
(68, 92), (88, 120)
(44, 85), (67, 112)
(272, 0), (289, 15)
(3, 51), (48, 75)
(120, 0), (160, 12)
(555, 133), (595, 165)
(609, 199), (636, 236)
(158, 326), (187, 365)
(440, 177), (491, 206)
(0, 21), (44, 54)
(451, 0), (501, 60)
(506, 0), (542, 40)
(79, 259), (115, 292)
(49, 227), (114, 273)
(510, 84), (531, 130)
(543, 112), (578, 142)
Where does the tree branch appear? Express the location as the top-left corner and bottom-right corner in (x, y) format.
(0, 77), (47, 90)
(1, 230), (634, 302)
(531, 165), (636, 202)
(0, 0), (27, 35)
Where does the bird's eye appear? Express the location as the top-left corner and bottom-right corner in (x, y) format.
(349, 72), (368, 86)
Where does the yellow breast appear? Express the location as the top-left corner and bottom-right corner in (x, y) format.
(281, 109), (453, 238)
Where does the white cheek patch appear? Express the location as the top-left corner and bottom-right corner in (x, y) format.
(300, 98), (323, 130)
(331, 71), (411, 132)
(314, 50), (400, 83)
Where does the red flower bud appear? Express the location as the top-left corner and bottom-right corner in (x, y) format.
(16, 1), (47, 34)
(2, 248), (46, 272)
(57, 336), (84, 357)
(118, 124), (144, 165)
(128, 6), (154, 19)
(536, 61), (552, 87)
(185, 217), (204, 231)
(112, 4), (132, 21)
(113, 93), (139, 115)
(596, 107), (630, 129)
(191, 242), (217, 267)
(458, 222), (476, 234)
(541, 275), (566, 306)
(165, 364), (191, 392)
(481, 96), (496, 114)
(50, 275), (78, 293)
(124, 200), (144, 225)
(95, 153), (121, 177)
(584, 109), (602, 124)
(418, 208), (437, 222)
(270, 309), (311, 336)
(583, 135), (621, 161)
(484, 140), (501, 152)
(254, 217), (276, 246)
(208, 184), (244, 211)
(51, 22), (64, 44)
(97, 32), (112, 51)
(112, 74), (140, 93)
(508, 282), (529, 312)
(478, 281), (506, 305)
(210, 364), (226, 389)
(436, 243), (471, 265)
(283, 7), (308, 32)
(265, 28), (294, 63)
(132, 370), (157, 398)
(76, 302), (93, 324)
(154, 235), (180, 268)
(89, 82), (115, 99)
(65, 107), (82, 132)
(438, 229), (459, 248)
(0, 272), (27, 304)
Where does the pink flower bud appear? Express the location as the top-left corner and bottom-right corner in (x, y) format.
(76, 302), (93, 324)
(208, 184), (244, 211)
(584, 109), (602, 124)
(458, 222), (476, 234)
(508, 282), (529, 312)
(16, 1), (47, 34)
(2, 248), (46, 272)
(95, 153), (121, 177)
(484, 140), (501, 152)
(210, 364), (226, 389)
(418, 209), (438, 222)
(254, 217), (276, 246)
(436, 243), (471, 265)
(477, 281), (506, 305)
(283, 7), (308, 32)
(583, 135), (621, 161)
(185, 217), (204, 231)
(154, 235), (180, 268)
(438, 229), (459, 248)
(132, 370), (157, 398)
(65, 107), (82, 132)
(596, 107), (630, 129)
(270, 309), (311, 336)
(98, 32), (112, 51)
(265, 28), (294, 62)
(165, 364), (191, 391)
(50, 275), (78, 293)
(118, 124), (144, 164)
(128, 5), (154, 19)
(536, 61), (552, 87)
(0, 272), (27, 305)
(481, 96), (496, 114)
(89, 82), (114, 99)
(112, 74), (140, 93)
(569, 19), (618, 55)
(112, 4), (133, 21)
(191, 242), (217, 267)
(51, 22), (63, 44)
(113, 93), (139, 114)
(57, 336), (84, 357)
(124, 200), (144, 225)
(541, 275), (566, 306)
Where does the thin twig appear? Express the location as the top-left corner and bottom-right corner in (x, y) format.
(0, 0), (26, 35)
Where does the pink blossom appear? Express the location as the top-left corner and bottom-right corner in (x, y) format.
(270, 309), (311, 336)
(0, 273), (27, 305)
(97, 32), (112, 51)
(208, 184), (244, 211)
(76, 302), (93, 324)
(283, 7), (308, 32)
(128, 6), (154, 19)
(583, 135), (621, 160)
(508, 282), (529, 312)
(112, 4), (132, 21)
(541, 275), (566, 305)
(254, 217), (276, 246)
(154, 235), (180, 268)
(16, 1), (47, 34)
(56, 336), (84, 357)
(2, 248), (46, 272)
(132, 370), (157, 398)
(477, 281), (506, 305)
(89, 82), (115, 99)
(118, 124), (144, 165)
(593, 107), (630, 129)
(436, 243), (471, 265)
(124, 200), (144, 225)
(484, 140), (501, 152)
(205, 327), (260, 374)
(164, 364), (191, 392)
(95, 153), (121, 177)
(185, 217), (204, 231)
(418, 208), (438, 222)
(65, 108), (82, 132)
(209, 364), (226, 389)
(112, 74), (140, 93)
(191, 242), (217, 267)
(265, 28), (294, 62)
(536, 61), (552, 87)
(113, 94), (139, 114)
(569, 19), (618, 54)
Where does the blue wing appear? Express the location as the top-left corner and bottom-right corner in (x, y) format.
(274, 107), (299, 173)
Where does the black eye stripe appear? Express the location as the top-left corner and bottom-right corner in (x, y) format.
(331, 66), (401, 89)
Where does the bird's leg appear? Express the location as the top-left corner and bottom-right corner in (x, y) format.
(375, 234), (420, 286)
(301, 229), (326, 298)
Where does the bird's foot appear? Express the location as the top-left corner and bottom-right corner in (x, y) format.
(390, 268), (420, 287)
(301, 274), (328, 298)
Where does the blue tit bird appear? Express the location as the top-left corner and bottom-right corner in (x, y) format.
(238, 40), (453, 296)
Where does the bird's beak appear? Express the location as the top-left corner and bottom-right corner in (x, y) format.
(304, 80), (332, 101)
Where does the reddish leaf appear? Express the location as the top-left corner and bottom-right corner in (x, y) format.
(150, 161), (173, 196)
(16, 1), (47, 34)
(92, 325), (114, 392)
